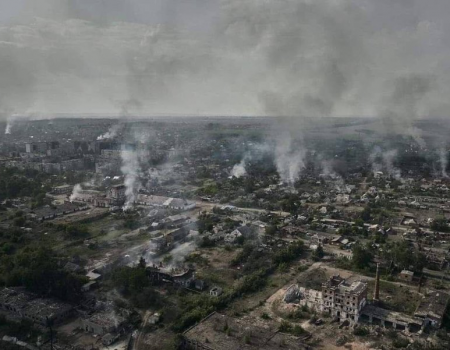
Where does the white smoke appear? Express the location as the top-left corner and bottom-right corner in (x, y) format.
(4, 114), (19, 134)
(69, 184), (82, 202)
(369, 147), (401, 179)
(319, 158), (347, 192)
(320, 159), (339, 180)
(170, 242), (197, 266)
(369, 147), (383, 174)
(439, 148), (448, 178)
(136, 230), (200, 269)
(97, 124), (120, 140)
(5, 121), (11, 135)
(275, 131), (306, 185)
(382, 149), (402, 180)
(231, 158), (247, 178)
(121, 149), (141, 210)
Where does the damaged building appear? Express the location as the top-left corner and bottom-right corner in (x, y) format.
(0, 288), (74, 327)
(414, 290), (450, 329)
(284, 275), (368, 323)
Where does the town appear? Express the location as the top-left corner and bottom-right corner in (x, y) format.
(0, 117), (449, 350)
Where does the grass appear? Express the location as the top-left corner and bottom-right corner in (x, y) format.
(87, 215), (127, 241)
(366, 280), (422, 315)
(297, 268), (327, 290)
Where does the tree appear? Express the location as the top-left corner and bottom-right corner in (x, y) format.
(312, 244), (324, 261)
(199, 236), (216, 248)
(13, 217), (26, 227)
(65, 224), (89, 237)
(5, 246), (86, 302)
(388, 242), (426, 272)
(272, 241), (304, 265)
(360, 207), (372, 222)
(354, 218), (364, 227)
(265, 225), (277, 236)
(113, 266), (149, 295)
(352, 244), (373, 269)
(431, 217), (450, 233)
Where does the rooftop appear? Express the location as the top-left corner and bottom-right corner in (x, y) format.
(415, 291), (450, 321)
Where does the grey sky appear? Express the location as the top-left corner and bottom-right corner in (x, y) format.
(0, 0), (450, 117)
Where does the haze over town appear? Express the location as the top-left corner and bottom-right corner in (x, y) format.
(1, 1), (450, 350)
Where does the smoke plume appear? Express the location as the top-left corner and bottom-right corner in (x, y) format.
(4, 118), (12, 135)
(97, 124), (120, 140)
(439, 148), (449, 178)
(231, 158), (247, 178)
(369, 147), (401, 179)
(121, 149), (141, 210)
(382, 149), (402, 180)
(69, 184), (82, 202)
(274, 129), (306, 185)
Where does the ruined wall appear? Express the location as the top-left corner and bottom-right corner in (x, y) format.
(284, 284), (324, 312)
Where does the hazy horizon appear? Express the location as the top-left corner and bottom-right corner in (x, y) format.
(1, 0), (450, 120)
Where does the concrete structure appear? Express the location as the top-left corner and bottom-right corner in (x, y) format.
(359, 305), (422, 332)
(135, 194), (196, 211)
(107, 184), (126, 206)
(414, 291), (450, 329)
(322, 275), (367, 322)
(51, 185), (73, 195)
(284, 285), (323, 312)
(284, 275), (368, 323)
(399, 270), (414, 282)
(210, 287), (223, 297)
(30, 202), (89, 222)
(0, 288), (73, 327)
(80, 311), (125, 336)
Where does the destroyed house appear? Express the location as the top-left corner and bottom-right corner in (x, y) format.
(135, 194), (169, 207)
(0, 288), (74, 327)
(80, 311), (125, 335)
(163, 214), (190, 227)
(51, 185), (73, 195)
(136, 195), (195, 210)
(108, 185), (126, 200)
(414, 291), (450, 329)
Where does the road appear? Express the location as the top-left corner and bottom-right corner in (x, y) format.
(132, 310), (151, 350)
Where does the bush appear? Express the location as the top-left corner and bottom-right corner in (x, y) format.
(65, 224), (90, 237)
(236, 269), (268, 294)
(199, 236), (216, 248)
(392, 338), (409, 348)
(353, 327), (370, 336)
(278, 321), (306, 336)
(335, 336), (348, 347)
(13, 216), (26, 227)
(272, 241), (304, 265)
(261, 313), (271, 320)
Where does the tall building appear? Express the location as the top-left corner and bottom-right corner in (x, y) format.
(321, 275), (368, 323)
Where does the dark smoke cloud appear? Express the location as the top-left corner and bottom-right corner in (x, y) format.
(0, 0), (450, 119)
